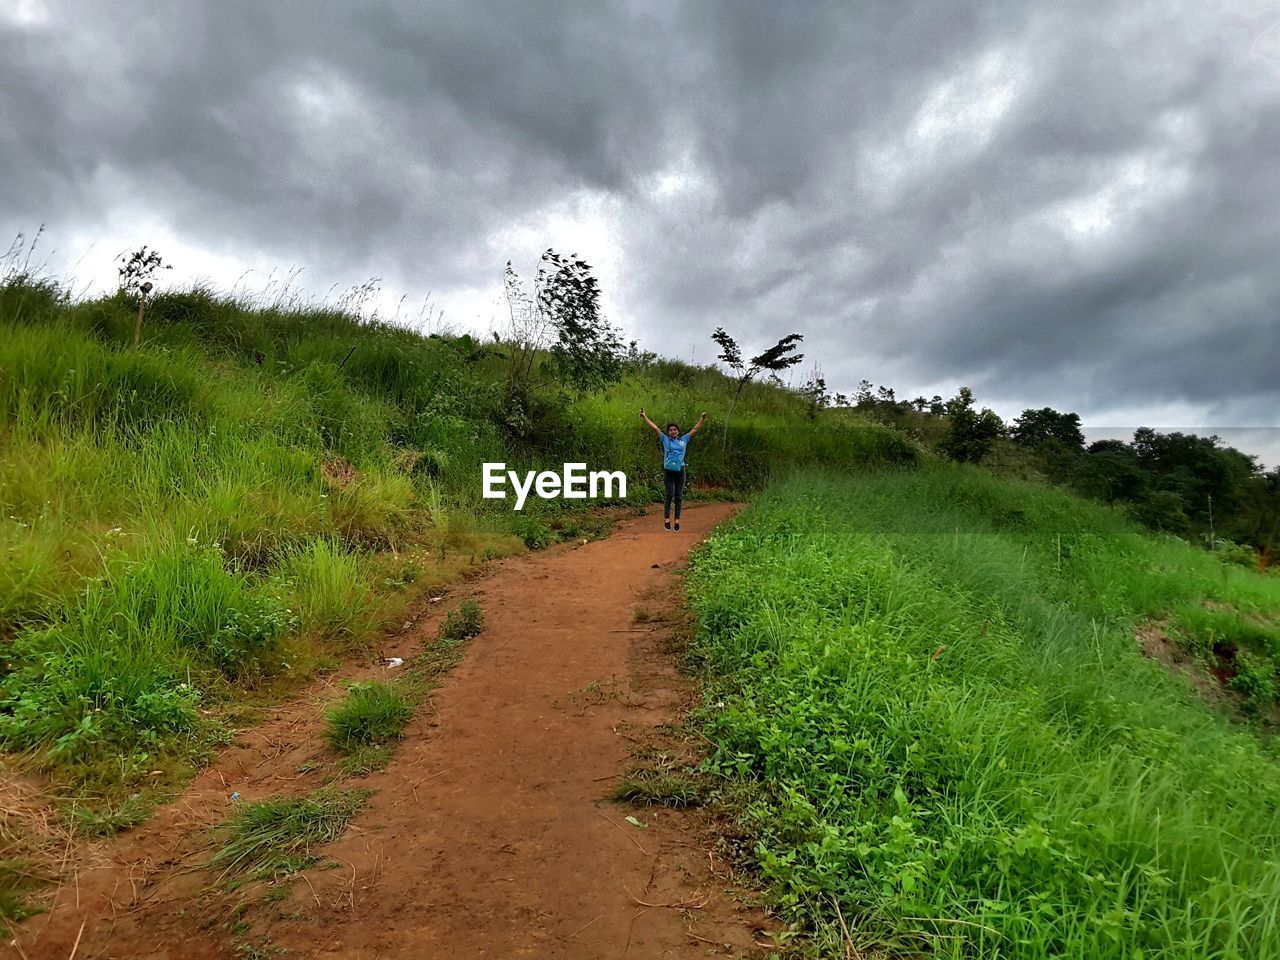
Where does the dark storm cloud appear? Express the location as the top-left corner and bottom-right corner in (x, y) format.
(2, 0), (1277, 441)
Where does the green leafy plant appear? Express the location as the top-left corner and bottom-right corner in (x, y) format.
(324, 681), (411, 753)
(438, 600), (483, 645)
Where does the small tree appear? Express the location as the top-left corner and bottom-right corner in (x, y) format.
(711, 327), (804, 450)
(502, 259), (551, 399)
(116, 246), (171, 346)
(939, 386), (1004, 463)
(799, 366), (829, 420)
(537, 250), (623, 392)
(502, 250), (623, 398)
(1011, 407), (1085, 449)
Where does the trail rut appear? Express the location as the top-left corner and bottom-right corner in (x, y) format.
(8, 503), (770, 959)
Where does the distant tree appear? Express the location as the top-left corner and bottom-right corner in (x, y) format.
(1011, 407), (1085, 449)
(938, 387), (1004, 463)
(1245, 469), (1280, 571)
(116, 245), (170, 298)
(1129, 428), (1256, 522)
(711, 327), (804, 450)
(537, 250), (624, 392)
(625, 339), (658, 367)
(502, 250), (624, 398)
(1075, 440), (1146, 503)
(116, 245), (171, 346)
(799, 367), (830, 420)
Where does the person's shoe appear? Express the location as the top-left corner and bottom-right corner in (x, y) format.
(664, 519), (671, 531)
(674, 521), (681, 532)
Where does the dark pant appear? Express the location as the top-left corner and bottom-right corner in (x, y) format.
(663, 468), (685, 520)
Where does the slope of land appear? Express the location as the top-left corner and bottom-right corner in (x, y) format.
(685, 467), (1280, 959)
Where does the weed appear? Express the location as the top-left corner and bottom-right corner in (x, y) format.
(0, 860), (42, 930)
(209, 788), (370, 880)
(68, 793), (154, 837)
(324, 682), (411, 753)
(612, 769), (711, 808)
(632, 606), (664, 624)
(337, 743), (395, 778)
(437, 600), (483, 645)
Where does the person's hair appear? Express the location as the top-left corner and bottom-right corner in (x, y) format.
(664, 422), (680, 433)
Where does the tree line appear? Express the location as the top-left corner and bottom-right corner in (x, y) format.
(844, 382), (1280, 570)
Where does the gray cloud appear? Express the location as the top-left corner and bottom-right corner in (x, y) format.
(2, 0), (1277, 455)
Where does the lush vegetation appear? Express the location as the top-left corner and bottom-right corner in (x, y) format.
(687, 467), (1280, 959)
(842, 382), (1280, 567)
(0, 272), (910, 807)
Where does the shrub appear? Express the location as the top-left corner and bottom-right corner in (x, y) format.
(437, 600), (483, 644)
(324, 681), (412, 752)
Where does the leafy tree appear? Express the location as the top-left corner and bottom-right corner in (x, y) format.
(938, 387), (1004, 463)
(1244, 469), (1280, 571)
(502, 250), (624, 398)
(710, 327), (804, 449)
(799, 368), (830, 420)
(1011, 407), (1085, 449)
(537, 250), (623, 392)
(1073, 440), (1146, 503)
(1129, 428), (1256, 524)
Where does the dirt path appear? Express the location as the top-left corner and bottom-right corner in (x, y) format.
(8, 503), (770, 959)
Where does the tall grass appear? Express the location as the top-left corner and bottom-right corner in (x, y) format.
(688, 467), (1280, 959)
(0, 275), (908, 805)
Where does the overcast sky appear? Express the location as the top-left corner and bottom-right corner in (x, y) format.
(3, 0), (1278, 465)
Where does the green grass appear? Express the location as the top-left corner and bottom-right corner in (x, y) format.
(611, 768), (711, 808)
(208, 788), (370, 880)
(0, 272), (909, 921)
(0, 860), (40, 930)
(324, 682), (412, 753)
(0, 277), (903, 797)
(437, 599), (484, 644)
(687, 467), (1280, 959)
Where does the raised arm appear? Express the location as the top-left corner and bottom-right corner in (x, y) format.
(687, 411), (708, 437)
(639, 407), (662, 436)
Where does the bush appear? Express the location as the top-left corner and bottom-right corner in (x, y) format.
(437, 600), (483, 644)
(324, 681), (412, 752)
(0, 545), (288, 764)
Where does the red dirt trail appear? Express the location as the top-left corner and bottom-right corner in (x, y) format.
(8, 503), (772, 959)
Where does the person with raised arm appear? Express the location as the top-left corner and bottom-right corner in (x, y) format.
(640, 408), (707, 531)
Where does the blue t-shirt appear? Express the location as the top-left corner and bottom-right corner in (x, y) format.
(661, 433), (691, 471)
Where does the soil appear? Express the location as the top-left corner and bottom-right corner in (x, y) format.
(6, 503), (774, 959)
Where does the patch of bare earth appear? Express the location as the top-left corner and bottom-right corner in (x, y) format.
(6, 503), (774, 959)
(1135, 619), (1232, 706)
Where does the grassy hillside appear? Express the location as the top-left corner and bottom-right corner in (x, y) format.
(0, 276), (913, 810)
(687, 467), (1280, 958)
